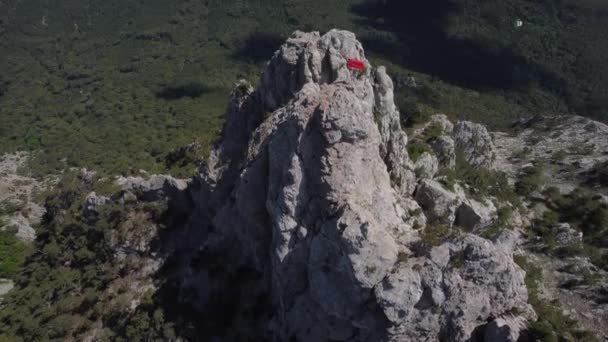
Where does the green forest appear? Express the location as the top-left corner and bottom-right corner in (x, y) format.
(1, 1), (608, 341)
(1, 0), (607, 177)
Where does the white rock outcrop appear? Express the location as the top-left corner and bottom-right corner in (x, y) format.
(453, 120), (497, 168)
(180, 30), (532, 341)
(415, 179), (465, 226)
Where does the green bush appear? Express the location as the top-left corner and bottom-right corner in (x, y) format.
(0, 232), (28, 279)
(514, 255), (598, 342)
(406, 141), (432, 162)
(0, 171), (175, 340)
(439, 150), (521, 207)
(421, 224), (453, 247)
(516, 165), (547, 196)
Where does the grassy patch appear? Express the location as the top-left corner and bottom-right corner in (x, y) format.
(515, 165), (547, 197)
(406, 141), (432, 162)
(439, 151), (521, 206)
(529, 187), (608, 271)
(421, 224), (454, 247)
(0, 231), (29, 279)
(514, 255), (598, 342)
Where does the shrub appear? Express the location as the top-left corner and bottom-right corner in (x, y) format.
(0, 232), (28, 279)
(514, 255), (598, 342)
(420, 122), (444, 143)
(421, 224), (453, 247)
(515, 165), (546, 196)
(406, 141), (432, 162)
(551, 149), (567, 162)
(396, 251), (409, 264)
(439, 151), (521, 207)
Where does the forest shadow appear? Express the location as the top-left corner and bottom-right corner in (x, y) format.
(155, 82), (212, 100)
(351, 0), (564, 92)
(233, 32), (285, 63)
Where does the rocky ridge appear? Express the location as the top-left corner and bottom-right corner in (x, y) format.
(177, 30), (534, 341)
(4, 30), (607, 341)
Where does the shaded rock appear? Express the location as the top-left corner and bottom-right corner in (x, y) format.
(430, 135), (456, 169)
(554, 223), (583, 246)
(455, 198), (497, 231)
(453, 120), (496, 168)
(483, 316), (528, 342)
(117, 175), (190, 210)
(82, 192), (110, 221)
(415, 179), (465, 225)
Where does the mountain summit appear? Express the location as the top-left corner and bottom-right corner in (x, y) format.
(187, 30), (533, 341)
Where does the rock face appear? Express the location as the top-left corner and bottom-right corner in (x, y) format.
(415, 179), (465, 226)
(82, 192), (110, 221)
(455, 198), (497, 231)
(431, 135), (456, 169)
(180, 30), (532, 341)
(376, 233), (531, 341)
(553, 222), (583, 246)
(0, 279), (14, 298)
(0, 152), (48, 242)
(453, 121), (497, 168)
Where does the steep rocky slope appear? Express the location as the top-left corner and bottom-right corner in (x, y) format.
(1, 30), (607, 342)
(182, 30), (533, 341)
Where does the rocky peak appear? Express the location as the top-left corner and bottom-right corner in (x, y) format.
(182, 30), (532, 341)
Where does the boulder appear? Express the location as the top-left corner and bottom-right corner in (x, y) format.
(554, 223), (583, 246)
(429, 113), (454, 134)
(375, 234), (532, 341)
(116, 175), (190, 210)
(82, 192), (110, 221)
(455, 198), (497, 231)
(414, 152), (439, 179)
(453, 120), (497, 168)
(430, 135), (456, 169)
(0, 279), (14, 298)
(6, 214), (35, 242)
(415, 179), (465, 225)
(483, 316), (528, 342)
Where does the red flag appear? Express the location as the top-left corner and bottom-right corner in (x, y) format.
(347, 59), (365, 70)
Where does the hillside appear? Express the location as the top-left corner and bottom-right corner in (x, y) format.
(1, 30), (607, 342)
(0, 0), (607, 177)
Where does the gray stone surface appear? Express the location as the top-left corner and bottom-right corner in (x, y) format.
(415, 179), (465, 226)
(415, 152), (439, 179)
(183, 30), (532, 341)
(82, 192), (110, 221)
(455, 198), (497, 231)
(483, 316), (528, 342)
(453, 120), (497, 168)
(431, 135), (456, 169)
(375, 234), (532, 341)
(554, 222), (583, 246)
(0, 279), (14, 298)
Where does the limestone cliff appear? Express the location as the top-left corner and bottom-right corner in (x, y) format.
(183, 30), (532, 341)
